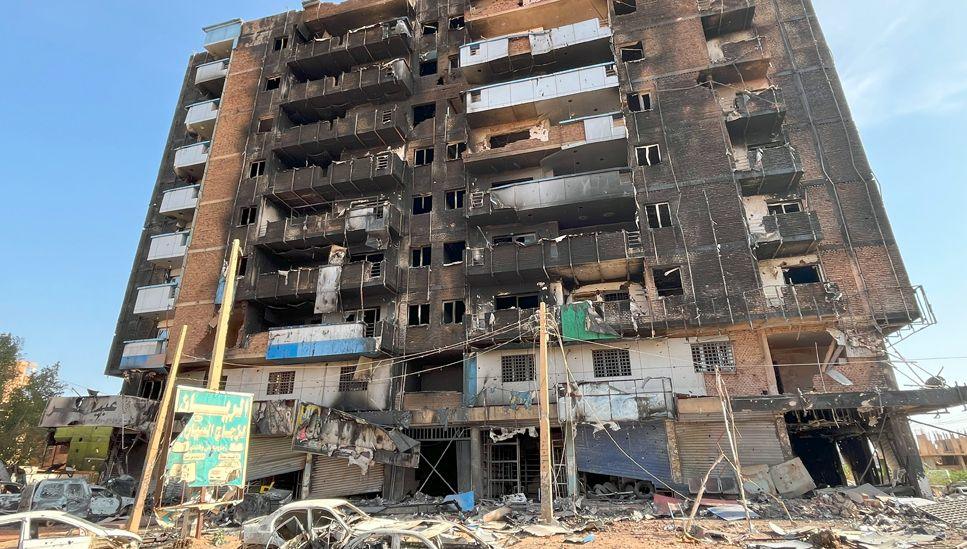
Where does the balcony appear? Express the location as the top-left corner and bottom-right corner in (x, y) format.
(468, 168), (635, 226)
(557, 379), (675, 422)
(159, 184), (200, 219)
(301, 0), (409, 38)
(273, 106), (409, 165)
(465, 63), (620, 127)
(252, 260), (400, 305)
(202, 19), (242, 58)
(466, 230), (645, 284)
(266, 321), (395, 362)
(752, 211), (822, 259)
(464, 113), (627, 173)
(283, 59), (413, 124)
(699, 1), (756, 37)
(257, 204), (403, 253)
(119, 337), (167, 371)
(465, 0), (609, 39)
(466, 308), (539, 346)
(268, 153), (409, 207)
(146, 231), (190, 267)
(699, 35), (769, 84)
(290, 17), (413, 80)
(735, 144), (803, 196)
(173, 141), (210, 181)
(195, 59), (229, 95)
(726, 88), (784, 145)
(133, 281), (178, 315)
(460, 18), (612, 85)
(185, 99), (219, 139)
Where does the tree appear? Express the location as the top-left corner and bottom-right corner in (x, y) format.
(0, 333), (65, 466)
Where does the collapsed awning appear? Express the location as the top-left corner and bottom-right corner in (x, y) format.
(40, 395), (157, 432)
(727, 387), (967, 415)
(292, 403), (420, 473)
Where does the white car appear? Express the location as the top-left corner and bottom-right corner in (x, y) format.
(0, 510), (141, 548)
(242, 499), (490, 549)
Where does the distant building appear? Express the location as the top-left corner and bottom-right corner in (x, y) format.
(917, 431), (967, 470)
(2, 360), (36, 402)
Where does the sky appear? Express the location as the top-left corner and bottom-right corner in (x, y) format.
(0, 2), (965, 427)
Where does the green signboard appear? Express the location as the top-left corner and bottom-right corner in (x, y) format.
(164, 386), (253, 488)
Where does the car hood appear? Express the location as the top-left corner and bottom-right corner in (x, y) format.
(101, 528), (142, 542)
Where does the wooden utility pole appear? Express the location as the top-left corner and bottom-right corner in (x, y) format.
(126, 325), (188, 534)
(207, 238), (242, 389)
(537, 302), (555, 524)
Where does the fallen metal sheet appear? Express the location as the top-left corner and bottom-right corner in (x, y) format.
(747, 542), (812, 549)
(707, 505), (759, 521)
(522, 524), (572, 537)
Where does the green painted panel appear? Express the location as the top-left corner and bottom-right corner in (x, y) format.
(561, 302), (619, 341)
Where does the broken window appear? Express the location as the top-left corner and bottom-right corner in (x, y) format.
(449, 55), (460, 71)
(267, 370), (295, 395)
(449, 15), (465, 30)
(603, 291), (629, 302)
(249, 160), (266, 178)
(489, 130), (531, 149)
(636, 144), (662, 166)
(501, 354), (535, 383)
(783, 265), (822, 285)
(338, 366), (368, 392)
(422, 21), (438, 35)
(592, 349), (632, 378)
(346, 307), (381, 336)
(408, 303), (431, 326)
(265, 76), (281, 91)
(491, 177), (533, 189)
(443, 241), (465, 264)
(238, 205), (258, 226)
(645, 202), (672, 228)
(495, 293), (539, 310)
(414, 146), (435, 166)
(413, 103), (436, 126)
(236, 255), (248, 276)
(492, 232), (537, 245)
(691, 342), (735, 373)
(620, 42), (643, 62)
(445, 189), (465, 209)
(443, 300), (465, 324)
(768, 201), (802, 215)
(605, 64), (617, 77)
(653, 267), (683, 296)
(627, 92), (652, 112)
(419, 58), (438, 76)
(257, 117), (274, 133)
(273, 36), (289, 51)
(446, 142), (467, 160)
(412, 194), (433, 215)
(613, 0), (637, 15)
(469, 90), (482, 102)
(410, 246), (432, 267)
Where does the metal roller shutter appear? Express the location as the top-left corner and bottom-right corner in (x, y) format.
(308, 455), (384, 498)
(575, 420), (675, 488)
(675, 413), (785, 494)
(246, 436), (307, 481)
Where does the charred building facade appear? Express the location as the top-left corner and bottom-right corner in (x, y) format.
(64, 0), (957, 498)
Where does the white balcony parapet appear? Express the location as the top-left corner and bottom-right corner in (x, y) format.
(147, 231), (190, 267)
(561, 112), (628, 147)
(159, 185), (200, 218)
(195, 59), (230, 95)
(119, 337), (168, 371)
(173, 141), (210, 180)
(133, 281), (179, 315)
(460, 19), (611, 69)
(185, 99), (219, 138)
(466, 62), (619, 125)
(203, 19), (242, 58)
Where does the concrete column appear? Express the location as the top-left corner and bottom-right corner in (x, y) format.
(565, 421), (578, 497)
(470, 427), (484, 498)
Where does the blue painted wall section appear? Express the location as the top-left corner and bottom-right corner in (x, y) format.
(267, 338), (377, 360)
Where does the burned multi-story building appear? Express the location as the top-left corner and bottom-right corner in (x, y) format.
(43, 0), (967, 499)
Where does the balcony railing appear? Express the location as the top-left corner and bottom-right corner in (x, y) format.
(726, 87), (785, 145)
(119, 337), (167, 371)
(465, 0), (607, 39)
(257, 204), (403, 252)
(146, 231), (190, 267)
(735, 144), (803, 196)
(290, 17), (413, 80)
(283, 59), (413, 124)
(466, 230), (644, 284)
(267, 153), (409, 206)
(466, 308), (539, 345)
(159, 185), (200, 218)
(460, 18), (612, 85)
(556, 378), (675, 421)
(752, 211), (822, 259)
(301, 0), (410, 39)
(185, 99), (219, 139)
(202, 19), (242, 58)
(195, 59), (229, 95)
(252, 260), (400, 304)
(466, 62), (620, 126)
(173, 141), (210, 181)
(273, 106), (409, 164)
(266, 320), (396, 361)
(468, 168), (635, 225)
(133, 281), (179, 315)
